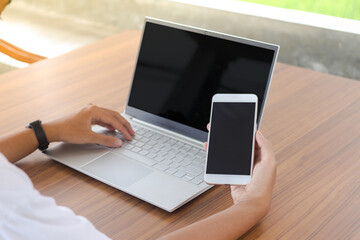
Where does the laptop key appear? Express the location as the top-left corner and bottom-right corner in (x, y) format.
(173, 156), (184, 163)
(132, 134), (141, 140)
(179, 166), (201, 177)
(180, 159), (191, 166)
(132, 147), (141, 153)
(173, 171), (186, 178)
(155, 143), (165, 149)
(169, 148), (180, 155)
(151, 134), (161, 141)
(168, 139), (177, 146)
(196, 151), (206, 158)
(154, 163), (169, 171)
(139, 150), (149, 156)
(147, 153), (157, 159)
(143, 145), (152, 150)
(162, 145), (172, 151)
(154, 156), (165, 162)
(158, 150), (168, 157)
(162, 159), (173, 166)
(189, 148), (199, 155)
(188, 163), (203, 171)
(140, 137), (150, 143)
(182, 175), (194, 181)
(147, 140), (157, 146)
(193, 157), (204, 164)
(138, 158), (157, 167)
(165, 153), (176, 159)
(181, 145), (192, 152)
(149, 148), (160, 153)
(144, 132), (153, 138)
(123, 144), (134, 150)
(174, 142), (184, 148)
(137, 129), (146, 135)
(170, 162), (180, 169)
(178, 151), (187, 157)
(165, 168), (177, 174)
(191, 178), (203, 185)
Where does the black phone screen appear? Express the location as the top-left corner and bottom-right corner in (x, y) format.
(206, 102), (256, 175)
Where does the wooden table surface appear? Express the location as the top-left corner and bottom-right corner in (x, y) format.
(0, 31), (359, 239)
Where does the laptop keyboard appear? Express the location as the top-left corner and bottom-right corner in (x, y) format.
(103, 125), (206, 186)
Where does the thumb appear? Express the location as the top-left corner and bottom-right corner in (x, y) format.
(256, 131), (270, 155)
(89, 132), (122, 147)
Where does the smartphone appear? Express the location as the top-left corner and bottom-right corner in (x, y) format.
(204, 94), (258, 185)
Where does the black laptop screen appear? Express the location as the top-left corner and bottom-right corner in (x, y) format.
(127, 21), (276, 132)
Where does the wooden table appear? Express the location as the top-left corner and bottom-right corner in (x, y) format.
(0, 31), (359, 239)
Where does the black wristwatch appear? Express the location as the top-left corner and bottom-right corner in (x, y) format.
(27, 120), (49, 151)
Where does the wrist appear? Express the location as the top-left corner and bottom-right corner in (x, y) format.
(232, 199), (270, 224)
(42, 122), (61, 143)
(234, 196), (271, 219)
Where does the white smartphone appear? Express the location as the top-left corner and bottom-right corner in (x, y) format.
(204, 94), (258, 185)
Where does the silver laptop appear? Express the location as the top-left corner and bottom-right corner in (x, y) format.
(45, 17), (279, 212)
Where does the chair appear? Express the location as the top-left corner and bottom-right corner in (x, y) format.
(0, 0), (46, 64)
(0, 39), (46, 63)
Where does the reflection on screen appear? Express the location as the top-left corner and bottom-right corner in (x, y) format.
(206, 103), (255, 175)
(128, 22), (274, 132)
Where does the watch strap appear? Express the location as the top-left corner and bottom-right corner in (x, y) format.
(27, 120), (49, 151)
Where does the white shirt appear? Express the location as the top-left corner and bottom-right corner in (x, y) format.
(0, 153), (110, 240)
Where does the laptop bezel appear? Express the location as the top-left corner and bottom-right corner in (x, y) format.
(125, 17), (279, 142)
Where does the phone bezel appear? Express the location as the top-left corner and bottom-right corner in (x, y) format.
(204, 94), (258, 185)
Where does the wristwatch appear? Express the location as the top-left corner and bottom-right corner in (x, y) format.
(27, 120), (49, 151)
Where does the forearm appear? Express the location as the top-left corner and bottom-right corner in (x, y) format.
(0, 123), (59, 163)
(159, 200), (268, 240)
(0, 105), (134, 163)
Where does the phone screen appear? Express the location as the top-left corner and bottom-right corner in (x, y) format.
(206, 102), (256, 175)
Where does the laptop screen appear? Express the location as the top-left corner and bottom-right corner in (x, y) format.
(127, 19), (278, 140)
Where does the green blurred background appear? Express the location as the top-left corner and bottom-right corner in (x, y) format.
(239, 0), (360, 20)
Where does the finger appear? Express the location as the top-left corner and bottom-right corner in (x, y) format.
(203, 142), (208, 150)
(99, 107), (135, 135)
(255, 131), (276, 164)
(206, 123), (210, 131)
(89, 132), (122, 147)
(256, 131), (271, 148)
(94, 109), (132, 140)
(97, 122), (116, 131)
(256, 131), (270, 153)
(112, 112), (135, 135)
(254, 131), (261, 149)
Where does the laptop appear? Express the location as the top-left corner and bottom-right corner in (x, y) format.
(45, 17), (279, 212)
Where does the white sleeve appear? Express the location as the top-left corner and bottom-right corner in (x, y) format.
(0, 153), (111, 240)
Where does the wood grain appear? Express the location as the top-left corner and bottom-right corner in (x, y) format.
(0, 31), (359, 239)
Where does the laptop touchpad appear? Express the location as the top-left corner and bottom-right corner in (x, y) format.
(81, 152), (153, 188)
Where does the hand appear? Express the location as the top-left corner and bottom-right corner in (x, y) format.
(203, 125), (277, 207)
(230, 131), (277, 206)
(43, 104), (134, 148)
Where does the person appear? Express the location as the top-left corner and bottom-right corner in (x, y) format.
(0, 104), (277, 239)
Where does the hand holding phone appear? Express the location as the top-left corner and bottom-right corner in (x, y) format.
(204, 94), (257, 185)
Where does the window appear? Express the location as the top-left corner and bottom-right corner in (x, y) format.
(238, 0), (360, 20)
